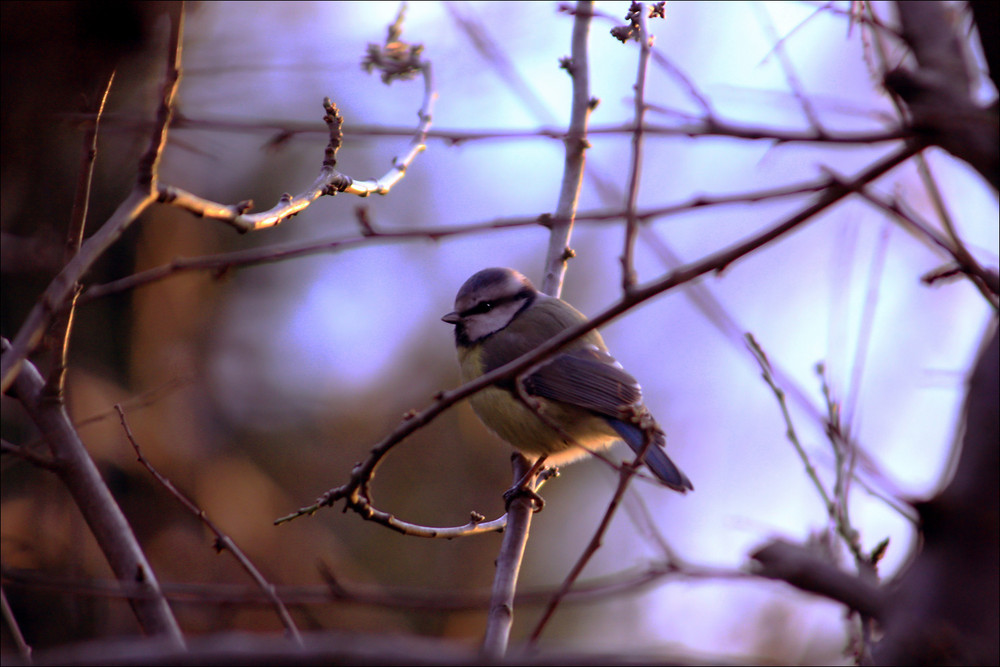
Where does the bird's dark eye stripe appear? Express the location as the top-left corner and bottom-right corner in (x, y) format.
(465, 301), (494, 315)
(460, 289), (531, 317)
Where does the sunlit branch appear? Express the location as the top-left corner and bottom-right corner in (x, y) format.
(79, 179), (828, 304)
(149, 4), (433, 237)
(0, 5), (185, 394)
(540, 1), (594, 297)
(487, 1), (595, 655)
(160, 50), (435, 233)
(45, 70), (116, 397)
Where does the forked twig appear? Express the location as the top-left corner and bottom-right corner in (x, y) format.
(116, 405), (303, 645)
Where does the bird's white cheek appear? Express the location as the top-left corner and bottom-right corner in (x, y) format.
(462, 318), (491, 343)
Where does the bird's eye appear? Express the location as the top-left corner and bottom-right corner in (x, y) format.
(463, 301), (493, 316)
(461, 295), (515, 318)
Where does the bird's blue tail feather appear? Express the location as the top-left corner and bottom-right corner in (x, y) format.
(607, 419), (693, 493)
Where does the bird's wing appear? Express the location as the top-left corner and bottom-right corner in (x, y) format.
(522, 345), (642, 420)
(524, 345), (695, 492)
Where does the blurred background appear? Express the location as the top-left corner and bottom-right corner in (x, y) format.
(2, 1), (997, 663)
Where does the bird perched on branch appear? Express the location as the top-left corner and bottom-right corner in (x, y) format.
(442, 267), (692, 498)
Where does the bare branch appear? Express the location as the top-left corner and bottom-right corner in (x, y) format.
(66, 109), (911, 147)
(886, 1), (999, 188)
(79, 178), (828, 305)
(159, 6), (436, 234)
(541, 2), (594, 297)
(276, 142), (918, 531)
(1, 437), (58, 470)
(3, 553), (748, 614)
(116, 405), (302, 645)
(527, 451), (648, 645)
(481, 456), (536, 661)
(875, 321), (1000, 665)
(2, 339), (184, 644)
(745, 334), (835, 510)
(752, 2), (829, 136)
(137, 3), (183, 188)
(0, 4), (185, 394)
(750, 539), (884, 618)
(45, 70), (116, 397)
(620, 3), (651, 292)
(824, 168), (1000, 304)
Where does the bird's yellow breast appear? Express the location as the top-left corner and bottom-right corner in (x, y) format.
(457, 343), (619, 460)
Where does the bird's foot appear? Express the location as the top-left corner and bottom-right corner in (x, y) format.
(503, 483), (545, 512)
(503, 464), (560, 512)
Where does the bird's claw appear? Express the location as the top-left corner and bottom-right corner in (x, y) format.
(503, 484), (545, 513)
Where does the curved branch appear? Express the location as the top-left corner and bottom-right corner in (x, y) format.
(160, 7), (437, 233)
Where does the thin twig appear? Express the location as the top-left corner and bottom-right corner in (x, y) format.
(823, 168), (999, 305)
(73, 375), (195, 430)
(752, 2), (828, 136)
(746, 334), (876, 572)
(445, 3), (558, 126)
(621, 4), (651, 292)
(58, 112), (911, 146)
(648, 48), (716, 119)
(1, 437), (59, 471)
(527, 457), (646, 644)
(160, 8), (436, 233)
(844, 223), (891, 433)
(79, 179), (829, 305)
(45, 70), (116, 396)
(749, 332), (882, 661)
(745, 333), (834, 510)
(3, 339), (184, 645)
(115, 405), (303, 645)
(3, 554), (748, 614)
(0, 4), (185, 393)
(816, 364), (871, 568)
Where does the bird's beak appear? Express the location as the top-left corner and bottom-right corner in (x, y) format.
(441, 311), (461, 324)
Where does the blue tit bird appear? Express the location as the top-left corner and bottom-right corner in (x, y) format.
(442, 267), (692, 493)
